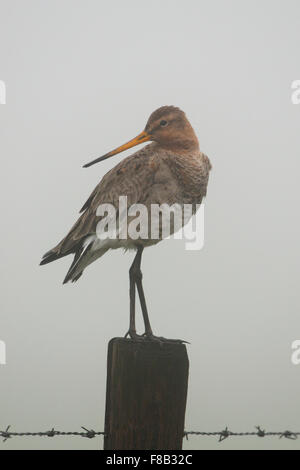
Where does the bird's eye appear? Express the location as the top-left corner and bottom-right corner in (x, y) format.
(160, 120), (168, 127)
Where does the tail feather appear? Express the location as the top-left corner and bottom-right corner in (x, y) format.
(40, 244), (85, 284)
(62, 246), (85, 284)
(41, 237), (109, 284)
(71, 272), (83, 283)
(40, 249), (69, 266)
(63, 241), (109, 284)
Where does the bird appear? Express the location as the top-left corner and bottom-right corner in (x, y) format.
(40, 106), (211, 342)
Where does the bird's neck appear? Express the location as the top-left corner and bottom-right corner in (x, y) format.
(159, 123), (200, 154)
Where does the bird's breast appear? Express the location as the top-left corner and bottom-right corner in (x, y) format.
(154, 151), (211, 206)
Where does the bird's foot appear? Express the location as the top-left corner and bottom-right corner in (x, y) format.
(124, 330), (147, 342)
(143, 333), (189, 344)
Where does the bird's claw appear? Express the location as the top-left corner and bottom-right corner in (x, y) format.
(125, 330), (189, 344)
(143, 333), (189, 345)
(124, 330), (147, 342)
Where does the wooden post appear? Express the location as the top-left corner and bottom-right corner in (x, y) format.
(104, 338), (189, 450)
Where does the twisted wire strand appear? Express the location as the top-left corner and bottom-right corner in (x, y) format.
(1, 425), (299, 443)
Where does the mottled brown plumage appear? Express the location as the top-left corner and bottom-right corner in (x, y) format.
(40, 106), (211, 341)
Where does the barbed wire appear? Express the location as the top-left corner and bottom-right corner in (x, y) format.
(0, 426), (300, 443)
(0, 426), (105, 443)
(183, 427), (300, 442)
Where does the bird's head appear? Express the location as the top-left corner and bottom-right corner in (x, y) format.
(83, 106), (199, 168)
(145, 106), (199, 152)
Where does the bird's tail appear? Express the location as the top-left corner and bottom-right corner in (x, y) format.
(39, 245), (85, 283)
(40, 237), (109, 284)
(62, 240), (109, 284)
(40, 247), (71, 266)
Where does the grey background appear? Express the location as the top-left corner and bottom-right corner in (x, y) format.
(0, 0), (299, 450)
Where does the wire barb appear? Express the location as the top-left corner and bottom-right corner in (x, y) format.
(279, 431), (298, 440)
(219, 427), (230, 442)
(46, 428), (56, 437)
(1, 426), (11, 443)
(81, 427), (96, 439)
(256, 426), (265, 437)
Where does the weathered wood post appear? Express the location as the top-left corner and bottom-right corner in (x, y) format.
(104, 338), (189, 450)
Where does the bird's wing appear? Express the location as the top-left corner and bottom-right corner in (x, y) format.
(43, 144), (160, 258)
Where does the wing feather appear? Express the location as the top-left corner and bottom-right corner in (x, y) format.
(43, 144), (159, 258)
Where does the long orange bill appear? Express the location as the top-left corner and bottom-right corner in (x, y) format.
(83, 130), (151, 168)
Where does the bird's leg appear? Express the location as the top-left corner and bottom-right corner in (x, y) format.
(135, 247), (188, 344)
(133, 247), (154, 337)
(125, 249), (145, 341)
(127, 246), (188, 344)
